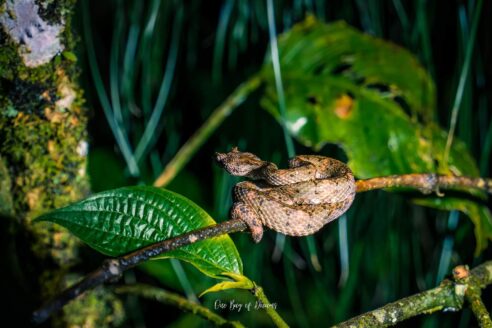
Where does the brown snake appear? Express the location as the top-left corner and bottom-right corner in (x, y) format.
(215, 147), (356, 242)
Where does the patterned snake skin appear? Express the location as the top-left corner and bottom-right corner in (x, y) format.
(215, 148), (356, 242)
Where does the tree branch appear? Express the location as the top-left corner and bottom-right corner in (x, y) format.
(332, 261), (492, 327)
(32, 172), (492, 324)
(115, 284), (245, 327)
(467, 292), (492, 328)
(355, 173), (492, 195)
(460, 264), (492, 328)
(31, 218), (247, 325)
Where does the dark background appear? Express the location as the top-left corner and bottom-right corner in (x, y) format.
(54, 0), (492, 326)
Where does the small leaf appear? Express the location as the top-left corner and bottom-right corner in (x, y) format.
(200, 272), (254, 297)
(36, 186), (243, 278)
(62, 51), (77, 62)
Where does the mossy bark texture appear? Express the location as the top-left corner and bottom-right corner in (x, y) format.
(333, 262), (492, 327)
(0, 0), (122, 326)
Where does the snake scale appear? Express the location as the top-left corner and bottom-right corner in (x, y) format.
(215, 147), (356, 242)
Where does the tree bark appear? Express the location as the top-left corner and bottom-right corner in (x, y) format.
(0, 0), (122, 326)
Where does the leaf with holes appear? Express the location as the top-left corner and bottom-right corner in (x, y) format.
(260, 17), (491, 253)
(36, 186), (243, 278)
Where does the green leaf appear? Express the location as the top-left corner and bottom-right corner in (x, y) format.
(62, 51), (77, 62)
(36, 186), (243, 278)
(260, 17), (491, 252)
(199, 272), (254, 297)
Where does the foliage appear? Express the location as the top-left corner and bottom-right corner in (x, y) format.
(260, 17), (492, 254)
(37, 186), (243, 278)
(2, 0), (490, 327)
(77, 0), (490, 326)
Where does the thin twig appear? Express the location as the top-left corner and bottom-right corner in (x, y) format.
(31, 219), (247, 325)
(115, 284), (245, 327)
(154, 75), (262, 188)
(332, 261), (492, 327)
(356, 173), (492, 194)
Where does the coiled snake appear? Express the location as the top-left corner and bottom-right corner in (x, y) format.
(215, 148), (356, 242)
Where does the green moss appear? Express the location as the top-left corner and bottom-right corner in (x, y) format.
(0, 1), (126, 326)
(1, 0), (76, 82)
(17, 61), (57, 84)
(0, 156), (13, 214)
(0, 28), (20, 80)
(36, 270), (125, 327)
(35, 0), (77, 25)
(4, 105), (83, 185)
(1, 0), (87, 216)
(61, 284), (125, 328)
(0, 82), (89, 261)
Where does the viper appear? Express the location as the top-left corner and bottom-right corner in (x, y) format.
(215, 147), (356, 242)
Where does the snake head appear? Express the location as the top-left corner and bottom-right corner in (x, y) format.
(214, 147), (265, 177)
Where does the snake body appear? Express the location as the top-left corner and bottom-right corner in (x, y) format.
(215, 148), (356, 242)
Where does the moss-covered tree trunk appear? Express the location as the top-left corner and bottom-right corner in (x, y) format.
(0, 0), (122, 326)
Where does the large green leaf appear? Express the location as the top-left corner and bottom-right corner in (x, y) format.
(260, 17), (491, 253)
(36, 186), (243, 278)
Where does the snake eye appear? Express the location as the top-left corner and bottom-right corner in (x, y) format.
(214, 152), (227, 162)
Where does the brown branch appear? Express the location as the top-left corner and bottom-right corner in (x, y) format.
(356, 173), (492, 195)
(31, 218), (247, 325)
(332, 261), (492, 327)
(32, 172), (492, 324)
